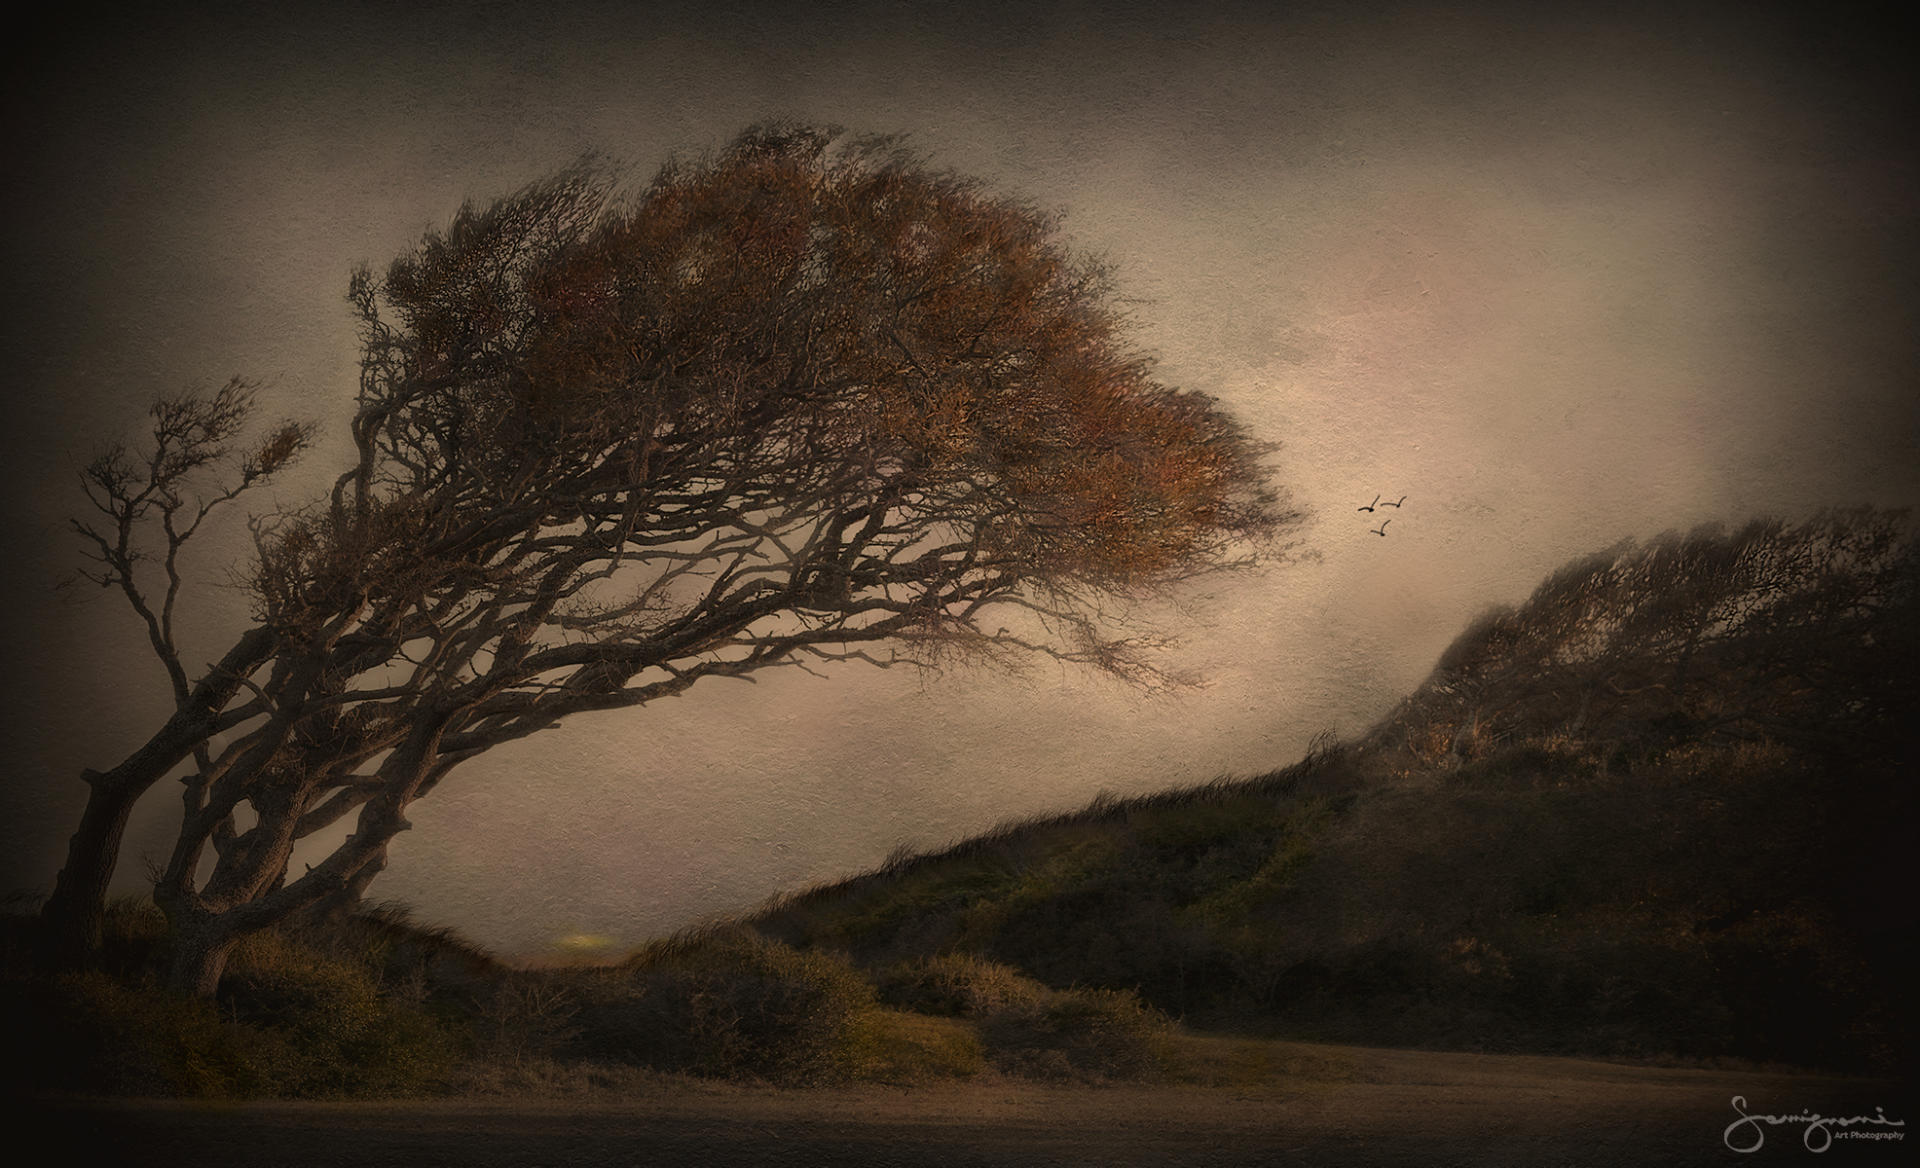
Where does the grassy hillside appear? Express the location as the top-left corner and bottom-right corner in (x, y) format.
(751, 509), (1919, 1072)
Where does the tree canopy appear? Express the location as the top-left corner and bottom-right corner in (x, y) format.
(44, 123), (1294, 993)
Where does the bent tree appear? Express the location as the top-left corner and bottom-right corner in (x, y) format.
(44, 124), (1294, 994)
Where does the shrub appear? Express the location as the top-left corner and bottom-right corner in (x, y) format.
(844, 1009), (988, 1082)
(979, 984), (1175, 1082)
(471, 972), (584, 1064)
(875, 953), (1050, 1017)
(283, 901), (502, 1009)
(94, 896), (170, 979)
(11, 970), (289, 1097)
(218, 929), (458, 1096)
(570, 928), (879, 1084)
(2, 905), (455, 1100)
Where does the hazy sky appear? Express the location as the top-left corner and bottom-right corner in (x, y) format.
(4, 0), (1915, 958)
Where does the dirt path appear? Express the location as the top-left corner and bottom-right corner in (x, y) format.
(24, 1043), (1912, 1166)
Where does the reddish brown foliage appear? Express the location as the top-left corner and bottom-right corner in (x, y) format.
(49, 123), (1295, 993)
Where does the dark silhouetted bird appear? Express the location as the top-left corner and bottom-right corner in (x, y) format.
(1358, 495), (1380, 512)
(1371, 519), (1390, 536)
(1383, 495), (1407, 508)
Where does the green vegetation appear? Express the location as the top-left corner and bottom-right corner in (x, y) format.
(564, 926), (879, 1083)
(751, 760), (1363, 1026)
(2, 900), (1176, 1096)
(4, 899), (467, 1098)
(752, 509), (1917, 1074)
(875, 953), (1174, 1081)
(8, 508), (1912, 1095)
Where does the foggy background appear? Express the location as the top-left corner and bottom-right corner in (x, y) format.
(4, 0), (1914, 959)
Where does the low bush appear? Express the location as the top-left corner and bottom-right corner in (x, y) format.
(979, 984), (1175, 1082)
(568, 928), (880, 1084)
(11, 970), (291, 1097)
(470, 971), (584, 1064)
(288, 901), (502, 1007)
(844, 1008), (987, 1082)
(1, 904), (460, 1100)
(874, 952), (1050, 1017)
(218, 929), (457, 1096)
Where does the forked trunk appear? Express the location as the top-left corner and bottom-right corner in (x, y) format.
(39, 626), (278, 966)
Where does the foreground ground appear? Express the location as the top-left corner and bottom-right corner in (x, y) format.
(22, 1041), (1912, 1167)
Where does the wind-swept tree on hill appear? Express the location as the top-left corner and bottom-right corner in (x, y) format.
(42, 123), (1295, 994)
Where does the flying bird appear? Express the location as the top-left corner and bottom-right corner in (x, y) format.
(1358, 495), (1380, 512)
(1383, 495), (1407, 508)
(1371, 519), (1391, 536)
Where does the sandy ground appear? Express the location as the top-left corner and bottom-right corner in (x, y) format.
(20, 1043), (1913, 1167)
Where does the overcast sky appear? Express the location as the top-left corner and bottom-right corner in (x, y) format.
(4, 0), (1914, 958)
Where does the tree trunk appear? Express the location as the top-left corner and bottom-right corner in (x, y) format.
(38, 625), (277, 966)
(290, 841), (390, 933)
(165, 915), (243, 998)
(156, 783), (417, 996)
(39, 769), (142, 966)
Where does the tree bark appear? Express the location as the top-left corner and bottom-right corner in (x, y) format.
(152, 722), (436, 996)
(38, 626), (277, 965)
(164, 912), (243, 998)
(38, 769), (140, 966)
(290, 840), (390, 932)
